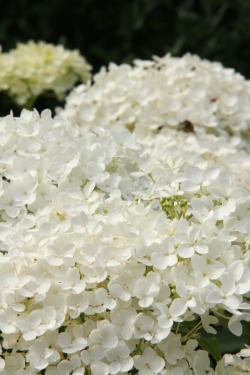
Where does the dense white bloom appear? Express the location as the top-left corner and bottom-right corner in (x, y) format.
(0, 41), (91, 106)
(0, 78), (249, 374)
(61, 53), (250, 143)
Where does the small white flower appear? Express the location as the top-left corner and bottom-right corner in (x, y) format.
(110, 306), (137, 340)
(90, 361), (110, 375)
(133, 271), (161, 307)
(81, 345), (105, 365)
(0, 308), (19, 334)
(191, 350), (212, 375)
(66, 292), (89, 319)
(15, 307), (57, 341)
(215, 347), (250, 375)
(1, 352), (25, 373)
(133, 347), (165, 375)
(108, 264), (145, 301)
(57, 355), (85, 375)
(182, 165), (220, 193)
(89, 320), (118, 349)
(58, 332), (87, 354)
(161, 333), (185, 365)
(105, 341), (133, 374)
(26, 340), (60, 370)
(134, 313), (156, 341)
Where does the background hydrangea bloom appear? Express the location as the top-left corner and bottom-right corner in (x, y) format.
(0, 41), (91, 108)
(61, 53), (250, 143)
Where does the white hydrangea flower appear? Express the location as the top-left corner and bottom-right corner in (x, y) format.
(61, 53), (250, 143)
(0, 108), (249, 373)
(0, 41), (91, 107)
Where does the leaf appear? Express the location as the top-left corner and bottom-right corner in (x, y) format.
(216, 322), (250, 354)
(198, 336), (222, 361)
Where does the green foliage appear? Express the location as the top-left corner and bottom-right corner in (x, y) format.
(216, 321), (250, 354)
(198, 336), (222, 362)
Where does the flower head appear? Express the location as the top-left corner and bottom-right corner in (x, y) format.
(0, 52), (249, 375)
(0, 41), (91, 107)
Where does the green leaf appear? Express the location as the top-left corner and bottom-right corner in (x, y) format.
(198, 336), (222, 361)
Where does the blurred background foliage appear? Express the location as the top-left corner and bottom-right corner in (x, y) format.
(0, 0), (250, 114)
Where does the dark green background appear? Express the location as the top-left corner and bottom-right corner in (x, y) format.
(1, 0), (250, 114)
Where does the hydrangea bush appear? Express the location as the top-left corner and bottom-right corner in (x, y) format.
(0, 103), (249, 374)
(0, 41), (91, 109)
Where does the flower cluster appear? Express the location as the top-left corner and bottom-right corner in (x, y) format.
(61, 53), (250, 143)
(0, 107), (249, 374)
(216, 346), (250, 374)
(0, 41), (91, 107)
